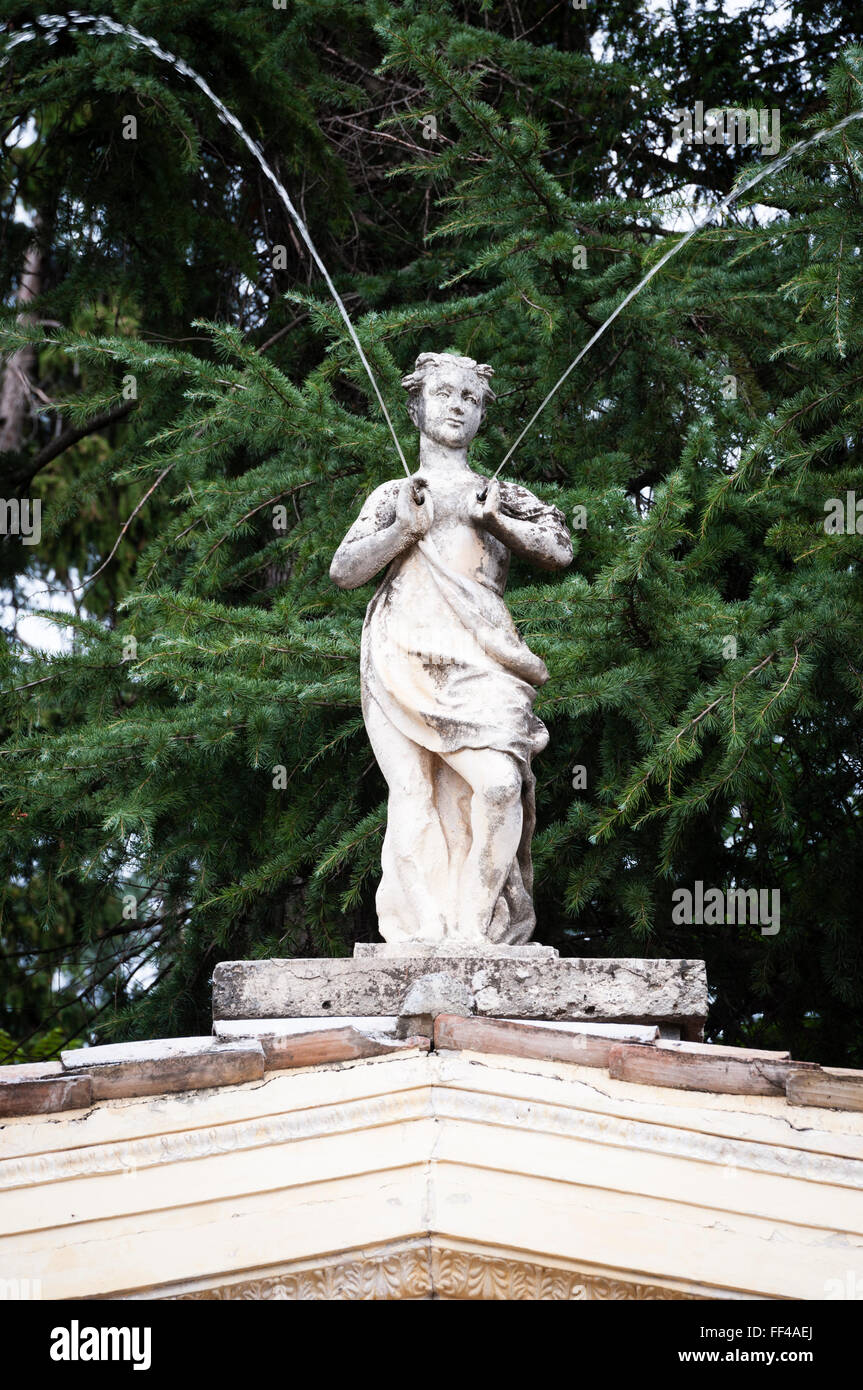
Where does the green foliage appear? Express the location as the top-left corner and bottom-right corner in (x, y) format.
(2, 1), (863, 1063)
(0, 1026), (84, 1064)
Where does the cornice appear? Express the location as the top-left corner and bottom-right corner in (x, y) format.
(3, 1072), (860, 1196)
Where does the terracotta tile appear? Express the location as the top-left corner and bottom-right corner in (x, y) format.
(608, 1042), (818, 1097)
(786, 1071), (863, 1112)
(0, 1073), (92, 1118)
(434, 1015), (622, 1069)
(262, 1027), (430, 1071)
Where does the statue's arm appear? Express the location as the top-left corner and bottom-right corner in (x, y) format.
(330, 479), (429, 590)
(478, 481), (572, 571)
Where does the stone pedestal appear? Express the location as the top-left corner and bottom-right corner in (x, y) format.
(212, 949), (707, 1040)
(353, 942), (558, 959)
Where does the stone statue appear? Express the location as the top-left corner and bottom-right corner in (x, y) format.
(330, 351), (572, 946)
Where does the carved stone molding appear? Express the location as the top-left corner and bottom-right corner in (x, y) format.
(0, 1088), (427, 1192)
(167, 1246), (702, 1301)
(4, 1074), (858, 1194)
(173, 1249), (432, 1301)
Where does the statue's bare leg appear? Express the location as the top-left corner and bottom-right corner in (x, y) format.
(362, 694), (450, 941)
(439, 747), (523, 941)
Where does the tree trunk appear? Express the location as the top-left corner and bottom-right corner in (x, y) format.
(0, 240), (42, 455)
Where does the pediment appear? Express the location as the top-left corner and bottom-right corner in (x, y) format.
(4, 1048), (862, 1301)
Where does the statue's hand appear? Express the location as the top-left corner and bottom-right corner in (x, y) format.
(468, 478), (501, 529)
(396, 476), (434, 540)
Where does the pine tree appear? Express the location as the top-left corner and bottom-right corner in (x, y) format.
(2, 1), (863, 1064)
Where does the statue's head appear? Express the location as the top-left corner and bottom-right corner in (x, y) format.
(401, 351), (495, 450)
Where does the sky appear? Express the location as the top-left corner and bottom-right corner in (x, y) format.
(2, 573), (81, 654)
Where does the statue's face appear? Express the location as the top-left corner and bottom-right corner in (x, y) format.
(414, 365), (484, 449)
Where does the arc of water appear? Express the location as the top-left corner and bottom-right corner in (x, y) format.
(490, 105), (863, 481)
(5, 13), (411, 476)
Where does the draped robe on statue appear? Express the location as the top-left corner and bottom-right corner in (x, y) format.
(357, 476), (566, 945)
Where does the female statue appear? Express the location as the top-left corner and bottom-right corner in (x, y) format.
(330, 352), (571, 945)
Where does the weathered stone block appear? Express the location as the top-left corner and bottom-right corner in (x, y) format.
(397, 972), (475, 1039)
(212, 956), (708, 1036)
